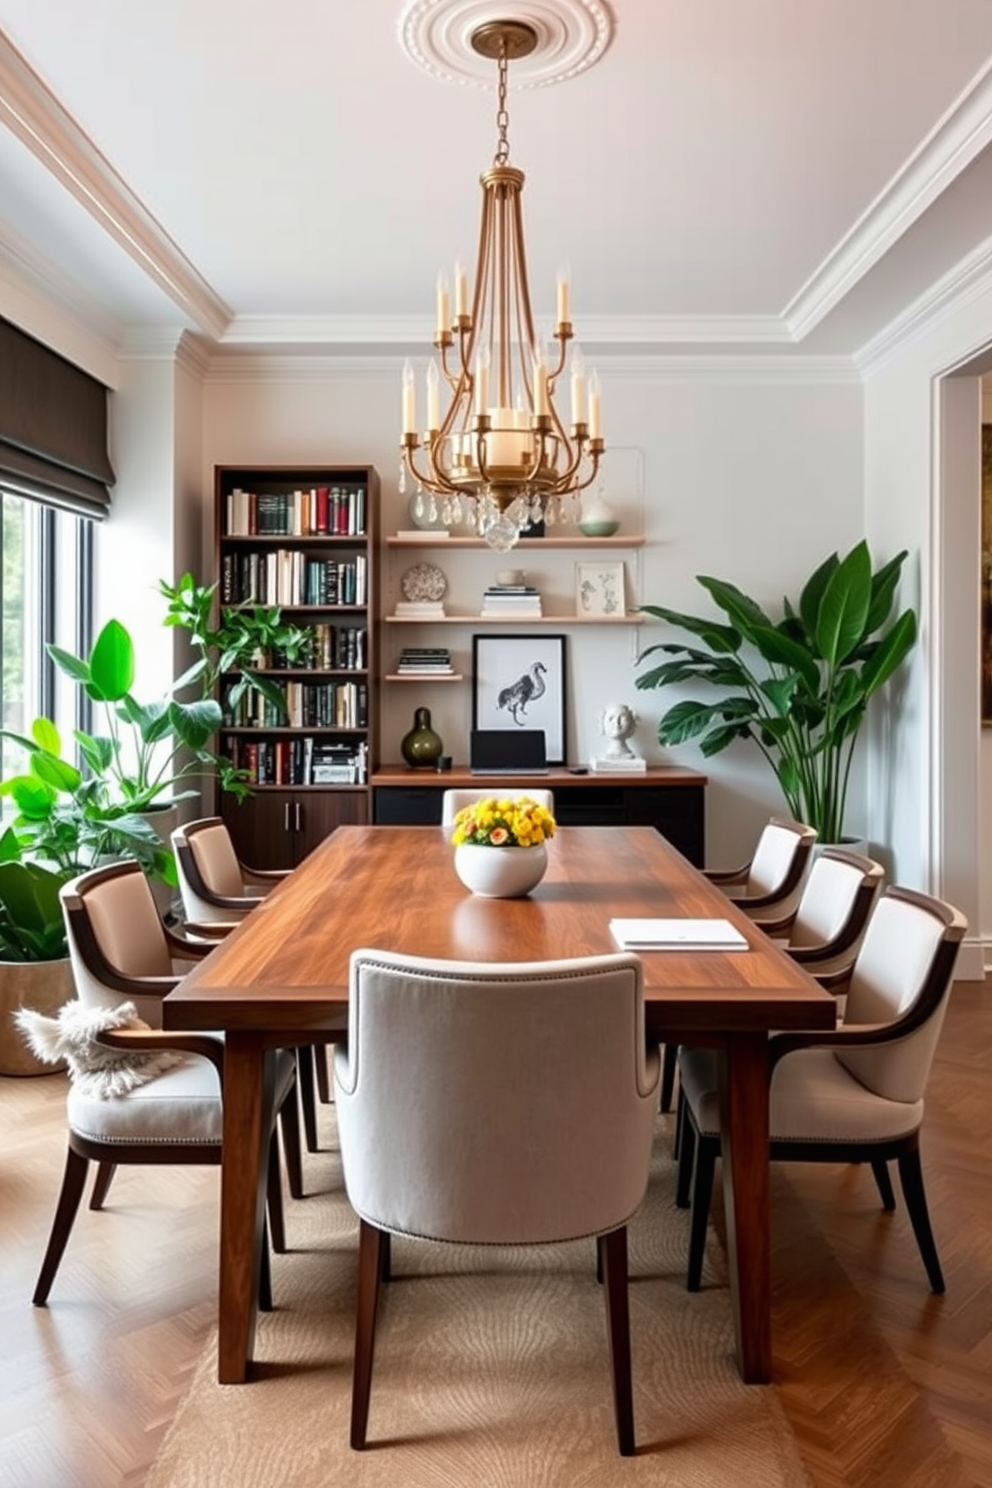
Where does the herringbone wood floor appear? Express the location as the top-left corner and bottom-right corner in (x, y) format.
(1, 981), (989, 1488)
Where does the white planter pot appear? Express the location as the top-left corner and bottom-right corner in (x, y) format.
(453, 842), (548, 899)
(0, 957), (74, 1076)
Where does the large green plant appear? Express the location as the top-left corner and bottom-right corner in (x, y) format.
(635, 541), (918, 842)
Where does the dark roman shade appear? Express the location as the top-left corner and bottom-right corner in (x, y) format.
(0, 316), (115, 518)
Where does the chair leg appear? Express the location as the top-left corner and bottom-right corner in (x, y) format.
(267, 1131), (286, 1255)
(379, 1229), (392, 1283)
(89, 1161), (117, 1211)
(296, 1046), (320, 1153)
(675, 1103), (696, 1209)
(871, 1158), (897, 1211)
(33, 1146), (90, 1306)
(897, 1143), (946, 1294)
(687, 1132), (718, 1292)
(259, 1216), (274, 1312)
(599, 1227), (636, 1456)
(315, 1043), (331, 1104)
(672, 1085), (685, 1160)
(351, 1220), (385, 1451)
(277, 1081), (305, 1201)
(660, 1043), (678, 1114)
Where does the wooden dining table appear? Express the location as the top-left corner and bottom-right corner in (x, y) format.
(163, 824), (835, 1387)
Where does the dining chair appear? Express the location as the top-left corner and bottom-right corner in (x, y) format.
(674, 885), (966, 1294)
(660, 847), (885, 1113)
(703, 816), (817, 919)
(172, 815), (330, 1147)
(440, 787), (555, 826)
(27, 859), (301, 1305)
(333, 948), (661, 1455)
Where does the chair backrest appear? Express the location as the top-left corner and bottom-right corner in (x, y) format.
(441, 788), (555, 827)
(172, 817), (249, 922)
(788, 848), (884, 951)
(60, 861), (175, 1026)
(834, 886), (966, 1103)
(334, 949), (660, 1246)
(746, 817), (816, 897)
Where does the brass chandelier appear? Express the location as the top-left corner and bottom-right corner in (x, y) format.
(399, 18), (604, 552)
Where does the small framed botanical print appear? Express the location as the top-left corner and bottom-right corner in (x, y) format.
(575, 561), (625, 618)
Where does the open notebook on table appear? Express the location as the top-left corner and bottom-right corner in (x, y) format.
(609, 917), (749, 951)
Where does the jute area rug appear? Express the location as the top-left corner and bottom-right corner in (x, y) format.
(147, 1113), (812, 1488)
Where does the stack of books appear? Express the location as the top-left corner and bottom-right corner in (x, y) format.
(393, 599), (447, 618)
(480, 583), (543, 617)
(396, 647), (454, 676)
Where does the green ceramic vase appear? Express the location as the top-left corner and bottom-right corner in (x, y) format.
(401, 706), (444, 769)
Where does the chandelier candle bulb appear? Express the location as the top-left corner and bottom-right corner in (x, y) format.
(426, 359), (440, 432)
(402, 360), (416, 436)
(571, 346), (587, 427)
(455, 260), (468, 318)
(557, 263), (571, 329)
(588, 369), (602, 440)
(474, 348), (490, 415)
(436, 272), (450, 337)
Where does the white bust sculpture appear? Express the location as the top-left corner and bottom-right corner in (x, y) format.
(599, 703), (639, 759)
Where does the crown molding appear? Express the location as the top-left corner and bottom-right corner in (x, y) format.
(0, 32), (232, 341)
(785, 58), (992, 340)
(219, 310), (797, 355)
(855, 233), (992, 377)
(205, 347), (859, 384)
(118, 326), (213, 380)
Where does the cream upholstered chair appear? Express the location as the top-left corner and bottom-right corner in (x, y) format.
(334, 949), (660, 1455)
(30, 859), (301, 1306)
(675, 886), (966, 1294)
(440, 787), (554, 826)
(172, 816), (329, 1148)
(660, 847), (885, 1113)
(704, 817), (817, 920)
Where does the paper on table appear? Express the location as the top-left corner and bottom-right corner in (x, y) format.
(608, 917), (749, 951)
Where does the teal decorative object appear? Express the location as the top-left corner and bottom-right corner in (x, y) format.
(401, 706), (444, 769)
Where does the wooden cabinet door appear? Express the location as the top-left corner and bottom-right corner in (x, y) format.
(221, 792), (297, 871)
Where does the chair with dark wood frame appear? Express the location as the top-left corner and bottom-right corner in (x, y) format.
(675, 885), (966, 1294)
(31, 859), (302, 1307)
(171, 815), (330, 1150)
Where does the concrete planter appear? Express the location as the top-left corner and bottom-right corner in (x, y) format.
(0, 957), (74, 1076)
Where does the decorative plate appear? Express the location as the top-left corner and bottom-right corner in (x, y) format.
(402, 562), (448, 602)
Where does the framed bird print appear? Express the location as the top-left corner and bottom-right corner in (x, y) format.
(472, 633), (568, 764)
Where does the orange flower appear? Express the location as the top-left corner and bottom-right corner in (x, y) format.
(489, 826), (509, 845)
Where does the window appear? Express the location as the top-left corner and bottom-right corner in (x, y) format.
(1, 489), (93, 802)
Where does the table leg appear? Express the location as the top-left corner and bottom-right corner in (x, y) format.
(217, 1033), (272, 1384)
(718, 1033), (772, 1384)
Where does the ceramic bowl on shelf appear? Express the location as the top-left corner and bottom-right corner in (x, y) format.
(578, 518), (620, 538)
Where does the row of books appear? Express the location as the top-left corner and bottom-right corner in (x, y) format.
(254, 624), (367, 672)
(221, 551), (368, 607)
(395, 646), (454, 675)
(480, 583), (543, 617)
(223, 737), (369, 787)
(223, 679), (369, 729)
(225, 485), (367, 538)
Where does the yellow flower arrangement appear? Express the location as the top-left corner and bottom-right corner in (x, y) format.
(450, 796), (556, 848)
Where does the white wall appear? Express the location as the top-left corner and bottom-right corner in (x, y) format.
(200, 355), (864, 867)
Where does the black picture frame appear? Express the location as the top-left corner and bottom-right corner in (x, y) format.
(983, 424), (992, 723)
(472, 633), (568, 764)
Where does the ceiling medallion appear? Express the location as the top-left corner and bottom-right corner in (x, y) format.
(397, 0), (614, 89)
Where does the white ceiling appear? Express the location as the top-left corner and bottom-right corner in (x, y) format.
(4, 0), (992, 363)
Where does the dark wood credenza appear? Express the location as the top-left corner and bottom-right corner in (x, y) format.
(370, 765), (707, 867)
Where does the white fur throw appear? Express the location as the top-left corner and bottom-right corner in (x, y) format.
(14, 1001), (186, 1099)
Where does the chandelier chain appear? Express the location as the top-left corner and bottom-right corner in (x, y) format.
(495, 48), (510, 166)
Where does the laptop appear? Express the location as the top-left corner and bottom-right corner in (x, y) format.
(470, 729), (549, 775)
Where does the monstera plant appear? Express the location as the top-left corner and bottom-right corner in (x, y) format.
(635, 541), (918, 843)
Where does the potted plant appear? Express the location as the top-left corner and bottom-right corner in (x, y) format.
(0, 826), (75, 1075)
(634, 541), (918, 844)
(449, 795), (556, 897)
